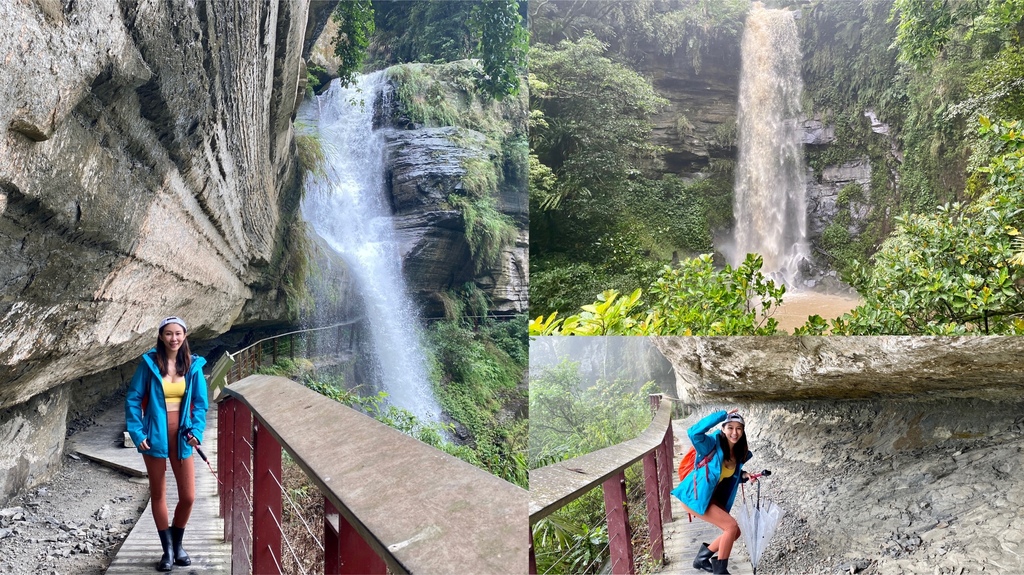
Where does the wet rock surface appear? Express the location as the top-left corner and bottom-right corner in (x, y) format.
(377, 68), (529, 317)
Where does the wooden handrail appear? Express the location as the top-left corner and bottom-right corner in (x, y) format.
(220, 375), (528, 574)
(528, 398), (673, 523)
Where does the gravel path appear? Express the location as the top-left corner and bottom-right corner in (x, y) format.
(0, 399), (148, 575)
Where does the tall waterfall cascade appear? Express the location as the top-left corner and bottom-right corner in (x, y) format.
(300, 72), (442, 424)
(729, 3), (810, 286)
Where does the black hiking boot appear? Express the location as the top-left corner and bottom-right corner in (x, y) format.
(157, 529), (173, 572)
(169, 525), (191, 566)
(711, 556), (731, 574)
(693, 542), (714, 572)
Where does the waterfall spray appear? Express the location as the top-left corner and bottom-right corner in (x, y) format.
(300, 72), (442, 424)
(730, 3), (810, 286)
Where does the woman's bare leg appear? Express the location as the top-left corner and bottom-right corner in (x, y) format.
(685, 503), (741, 560)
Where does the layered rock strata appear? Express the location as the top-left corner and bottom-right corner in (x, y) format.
(379, 66), (529, 318)
(0, 0), (315, 497)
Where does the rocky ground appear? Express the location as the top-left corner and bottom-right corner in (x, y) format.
(741, 398), (1024, 575)
(0, 397), (148, 575)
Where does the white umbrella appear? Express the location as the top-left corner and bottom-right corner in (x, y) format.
(736, 475), (784, 574)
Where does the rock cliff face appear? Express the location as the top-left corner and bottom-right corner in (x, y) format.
(0, 0), (314, 499)
(655, 336), (1024, 573)
(640, 47), (741, 176)
(655, 336), (1024, 402)
(377, 65), (529, 318)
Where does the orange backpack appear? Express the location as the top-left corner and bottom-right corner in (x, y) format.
(678, 446), (715, 482)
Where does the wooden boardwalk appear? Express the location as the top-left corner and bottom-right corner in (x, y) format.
(82, 406), (231, 574)
(655, 419), (754, 575)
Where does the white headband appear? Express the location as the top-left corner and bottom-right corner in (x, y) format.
(159, 316), (188, 332)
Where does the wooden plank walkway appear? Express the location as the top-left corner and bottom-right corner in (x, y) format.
(655, 419), (754, 575)
(105, 406), (230, 574)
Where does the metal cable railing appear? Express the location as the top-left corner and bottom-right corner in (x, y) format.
(218, 375), (528, 574)
(529, 395), (675, 575)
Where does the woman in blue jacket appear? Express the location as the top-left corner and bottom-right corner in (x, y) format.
(125, 316), (209, 572)
(672, 409), (755, 575)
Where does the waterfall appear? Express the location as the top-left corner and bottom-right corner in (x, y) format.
(729, 3), (810, 286)
(300, 72), (442, 424)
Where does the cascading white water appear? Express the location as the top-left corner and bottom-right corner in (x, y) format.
(300, 72), (442, 424)
(729, 3), (810, 286)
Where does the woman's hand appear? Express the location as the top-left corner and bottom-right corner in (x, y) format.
(727, 408), (740, 415)
(186, 436), (199, 447)
(139, 439), (150, 451)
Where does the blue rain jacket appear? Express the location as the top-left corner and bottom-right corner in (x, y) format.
(671, 410), (752, 515)
(125, 349), (208, 460)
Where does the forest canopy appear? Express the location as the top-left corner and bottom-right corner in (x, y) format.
(529, 0), (1024, 335)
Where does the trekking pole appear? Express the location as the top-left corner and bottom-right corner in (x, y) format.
(184, 429), (222, 485)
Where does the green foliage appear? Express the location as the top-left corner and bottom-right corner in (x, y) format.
(529, 33), (690, 314)
(304, 63), (326, 98)
(529, 256), (648, 320)
(473, 0), (529, 99)
(425, 313), (529, 488)
(255, 357), (313, 379)
(826, 119), (1024, 334)
(295, 131), (328, 182)
(529, 0), (749, 75)
(627, 175), (735, 255)
(298, 373), (458, 450)
(532, 513), (608, 575)
(530, 254), (785, 336)
(368, 0), (527, 99)
(890, 0), (958, 66)
(332, 0), (375, 86)
(891, 0), (1024, 67)
(371, 1), (476, 65)
(529, 360), (658, 574)
(387, 64), (462, 127)
(529, 34), (667, 214)
(529, 360), (657, 463)
(449, 156), (518, 273)
(385, 61), (526, 137)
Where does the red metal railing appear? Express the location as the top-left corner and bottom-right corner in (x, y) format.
(218, 374), (527, 574)
(528, 395), (675, 574)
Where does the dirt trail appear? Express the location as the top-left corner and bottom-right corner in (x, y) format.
(0, 396), (147, 575)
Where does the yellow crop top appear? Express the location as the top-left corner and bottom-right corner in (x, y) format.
(718, 462), (736, 483)
(163, 377), (185, 410)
